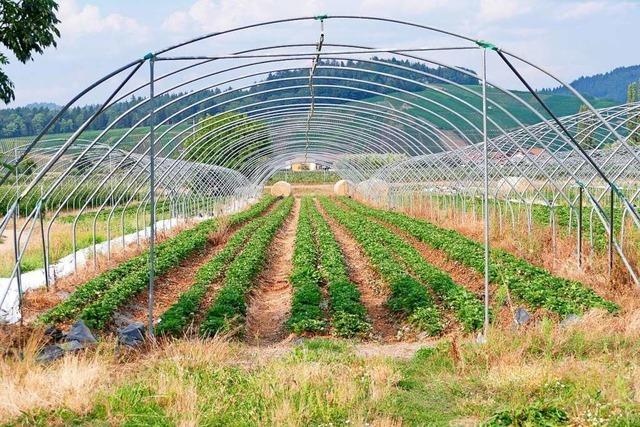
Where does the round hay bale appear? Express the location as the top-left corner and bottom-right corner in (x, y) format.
(333, 179), (353, 196)
(270, 181), (292, 197)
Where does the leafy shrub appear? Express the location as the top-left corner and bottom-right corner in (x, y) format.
(484, 405), (569, 426)
(408, 306), (443, 335)
(332, 312), (371, 337)
(387, 276), (433, 313)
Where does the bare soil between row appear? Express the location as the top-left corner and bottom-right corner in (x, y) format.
(315, 199), (400, 342)
(244, 197), (300, 345)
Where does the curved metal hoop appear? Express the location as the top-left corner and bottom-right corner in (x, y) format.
(1, 15), (638, 325)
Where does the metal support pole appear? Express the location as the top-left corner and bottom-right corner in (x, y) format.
(608, 187), (614, 276)
(92, 221), (97, 270)
(13, 200), (23, 322)
(550, 206), (556, 267)
(136, 208), (141, 246)
(577, 186), (583, 268)
(39, 203), (50, 290)
(147, 55), (157, 338)
(481, 49), (490, 341)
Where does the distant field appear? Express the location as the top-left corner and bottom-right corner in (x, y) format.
(1, 123), (191, 154)
(267, 170), (340, 185)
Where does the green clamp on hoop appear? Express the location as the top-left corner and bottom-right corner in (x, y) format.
(314, 14), (328, 21)
(476, 40), (498, 51)
(610, 182), (622, 197)
(143, 52), (155, 60)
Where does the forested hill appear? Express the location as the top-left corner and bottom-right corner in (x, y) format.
(540, 64), (640, 103)
(263, 57), (479, 90)
(0, 58), (477, 139)
(3, 59), (634, 141)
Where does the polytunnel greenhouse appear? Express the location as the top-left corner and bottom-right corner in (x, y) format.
(0, 16), (638, 340)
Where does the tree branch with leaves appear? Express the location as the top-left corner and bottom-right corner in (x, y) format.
(0, 0), (60, 104)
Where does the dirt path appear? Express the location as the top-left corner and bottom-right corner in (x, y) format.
(263, 184), (334, 197)
(244, 198), (300, 345)
(315, 199), (399, 342)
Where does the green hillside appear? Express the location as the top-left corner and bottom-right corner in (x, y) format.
(1, 85), (617, 156)
(1, 123), (191, 153)
(542, 64), (640, 102)
(358, 84), (616, 146)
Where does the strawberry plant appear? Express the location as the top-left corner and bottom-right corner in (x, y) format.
(200, 197), (294, 336)
(319, 197), (443, 335)
(287, 197), (326, 333)
(341, 197), (618, 316)
(326, 198), (485, 331)
(38, 196), (277, 327)
(307, 201), (370, 337)
(155, 216), (268, 336)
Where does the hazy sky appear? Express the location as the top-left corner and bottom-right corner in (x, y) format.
(3, 0), (638, 107)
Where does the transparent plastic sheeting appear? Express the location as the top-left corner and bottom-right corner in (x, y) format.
(0, 16), (638, 323)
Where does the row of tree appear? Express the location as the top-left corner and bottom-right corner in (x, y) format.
(627, 82), (640, 144)
(540, 64), (640, 103)
(182, 111), (271, 171)
(0, 90), (222, 138)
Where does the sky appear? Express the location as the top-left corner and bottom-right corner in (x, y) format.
(2, 0), (639, 107)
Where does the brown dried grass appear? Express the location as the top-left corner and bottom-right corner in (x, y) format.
(0, 328), (117, 421)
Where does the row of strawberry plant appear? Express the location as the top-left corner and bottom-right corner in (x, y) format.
(80, 196), (279, 330)
(38, 221), (217, 326)
(319, 197), (443, 335)
(200, 197), (294, 336)
(287, 197), (326, 334)
(332, 198), (485, 331)
(342, 197), (619, 315)
(38, 195), (277, 326)
(307, 200), (370, 337)
(155, 214), (270, 336)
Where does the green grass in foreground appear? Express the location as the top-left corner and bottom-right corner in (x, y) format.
(6, 311), (640, 426)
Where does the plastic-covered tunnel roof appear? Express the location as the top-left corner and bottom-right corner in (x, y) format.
(1, 16), (639, 294)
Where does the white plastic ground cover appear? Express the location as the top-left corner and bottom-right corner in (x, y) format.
(0, 198), (254, 324)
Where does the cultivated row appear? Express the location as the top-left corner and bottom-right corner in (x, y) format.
(341, 197), (618, 316)
(288, 197), (370, 337)
(39, 196), (278, 328)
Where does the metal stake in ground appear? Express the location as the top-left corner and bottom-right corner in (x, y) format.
(481, 47), (490, 341)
